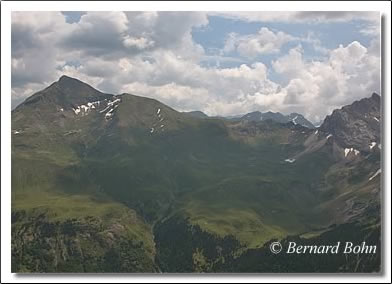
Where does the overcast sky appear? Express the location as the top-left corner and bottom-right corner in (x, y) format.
(11, 11), (380, 122)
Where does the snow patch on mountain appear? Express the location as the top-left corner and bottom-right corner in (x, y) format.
(344, 148), (360, 157)
(108, 98), (121, 107)
(369, 169), (381, 181)
(73, 100), (103, 116)
(369, 142), (377, 150)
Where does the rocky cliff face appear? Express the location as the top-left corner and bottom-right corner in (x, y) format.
(320, 93), (381, 152)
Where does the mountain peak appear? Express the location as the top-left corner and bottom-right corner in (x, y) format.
(51, 75), (110, 104)
(15, 76), (112, 111)
(56, 75), (96, 92)
(371, 92), (381, 101)
(58, 74), (76, 82)
(56, 75), (89, 89)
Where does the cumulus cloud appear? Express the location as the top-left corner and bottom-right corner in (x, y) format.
(224, 27), (295, 57)
(271, 41), (380, 121)
(11, 11), (380, 122)
(59, 11), (130, 58)
(272, 45), (305, 76)
(123, 36), (155, 50)
(11, 12), (69, 88)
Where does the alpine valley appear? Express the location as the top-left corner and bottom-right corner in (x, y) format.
(11, 76), (381, 273)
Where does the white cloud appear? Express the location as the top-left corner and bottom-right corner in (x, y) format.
(224, 27), (295, 57)
(11, 11), (68, 35)
(272, 45), (304, 76)
(11, 11), (71, 95)
(81, 11), (129, 33)
(271, 41), (380, 122)
(124, 11), (208, 60)
(123, 36), (155, 50)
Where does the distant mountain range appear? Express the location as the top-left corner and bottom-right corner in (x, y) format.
(184, 110), (316, 129)
(11, 76), (381, 273)
(236, 111), (315, 128)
